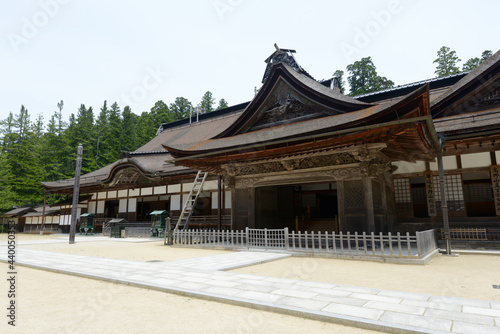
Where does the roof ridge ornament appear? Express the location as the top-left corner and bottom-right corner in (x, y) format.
(262, 44), (313, 83)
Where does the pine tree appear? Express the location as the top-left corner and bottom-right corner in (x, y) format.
(216, 98), (229, 110)
(433, 46), (461, 77)
(121, 106), (139, 152)
(169, 97), (192, 120)
(136, 111), (156, 146)
(463, 50), (493, 72)
(346, 57), (394, 96)
(199, 91), (215, 113)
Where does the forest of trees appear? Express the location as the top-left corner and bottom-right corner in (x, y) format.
(0, 92), (227, 213)
(0, 47), (493, 213)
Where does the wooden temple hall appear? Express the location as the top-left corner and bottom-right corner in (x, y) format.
(41, 47), (500, 237)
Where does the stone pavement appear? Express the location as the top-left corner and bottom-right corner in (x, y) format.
(1, 246), (499, 333)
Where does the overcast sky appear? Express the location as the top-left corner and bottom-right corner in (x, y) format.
(1, 0), (499, 125)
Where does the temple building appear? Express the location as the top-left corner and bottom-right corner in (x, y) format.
(40, 47), (500, 236)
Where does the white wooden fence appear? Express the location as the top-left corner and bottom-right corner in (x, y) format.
(168, 228), (438, 260)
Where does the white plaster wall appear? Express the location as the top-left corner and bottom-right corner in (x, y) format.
(119, 199), (127, 213)
(154, 186), (167, 194)
(183, 183), (194, 192)
(461, 152), (491, 169)
(97, 192), (107, 199)
(107, 191), (117, 199)
(203, 180), (218, 191)
(171, 194), (181, 210)
(118, 190), (128, 198)
(88, 201), (96, 214)
(429, 156), (458, 171)
(141, 187), (153, 196)
(96, 201), (105, 214)
(168, 184), (181, 193)
(128, 198), (137, 212)
(129, 189), (140, 197)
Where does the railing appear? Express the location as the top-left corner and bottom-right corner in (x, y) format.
(441, 227), (488, 240)
(247, 228), (288, 250)
(416, 229), (437, 257)
(170, 228), (438, 260)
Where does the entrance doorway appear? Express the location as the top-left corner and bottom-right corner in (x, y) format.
(255, 182), (338, 232)
(463, 172), (495, 217)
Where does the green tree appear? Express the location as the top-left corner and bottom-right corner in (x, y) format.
(346, 57), (394, 96)
(433, 46), (461, 77)
(63, 104), (96, 174)
(169, 97), (192, 120)
(121, 106), (139, 152)
(199, 91), (215, 113)
(136, 111), (156, 145)
(0, 106), (45, 210)
(150, 100), (171, 125)
(106, 102), (122, 162)
(216, 98), (229, 110)
(94, 101), (110, 168)
(463, 50), (493, 72)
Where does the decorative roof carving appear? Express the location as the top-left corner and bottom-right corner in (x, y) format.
(250, 93), (322, 130)
(262, 44), (314, 83)
(221, 152), (358, 179)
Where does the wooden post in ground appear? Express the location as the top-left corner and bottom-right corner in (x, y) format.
(437, 136), (451, 255)
(40, 192), (47, 235)
(69, 144), (83, 244)
(217, 175), (222, 230)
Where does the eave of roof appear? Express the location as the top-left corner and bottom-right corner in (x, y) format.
(164, 84), (437, 163)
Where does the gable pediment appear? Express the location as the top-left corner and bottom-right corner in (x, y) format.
(215, 63), (373, 138)
(247, 84), (338, 132)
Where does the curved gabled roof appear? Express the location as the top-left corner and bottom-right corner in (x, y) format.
(164, 84), (436, 163)
(214, 63), (374, 138)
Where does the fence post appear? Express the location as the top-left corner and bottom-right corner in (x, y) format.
(416, 231), (422, 258)
(406, 232), (412, 256)
(246, 227), (249, 249)
(284, 227), (289, 251)
(264, 228), (268, 250)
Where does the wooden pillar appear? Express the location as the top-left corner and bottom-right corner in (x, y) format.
(248, 187), (255, 228)
(230, 188), (236, 230)
(437, 138), (451, 255)
(380, 179), (389, 233)
(217, 176), (222, 230)
(337, 180), (345, 233)
(70, 144), (83, 244)
(364, 177), (375, 233)
(40, 192), (47, 234)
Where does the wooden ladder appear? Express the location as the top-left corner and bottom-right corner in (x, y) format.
(173, 171), (208, 232)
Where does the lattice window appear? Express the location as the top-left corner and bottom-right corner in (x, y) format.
(394, 178), (412, 212)
(433, 175), (465, 212)
(344, 180), (364, 209)
(394, 178), (411, 203)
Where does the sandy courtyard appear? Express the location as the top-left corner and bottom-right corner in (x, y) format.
(1, 233), (499, 333)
